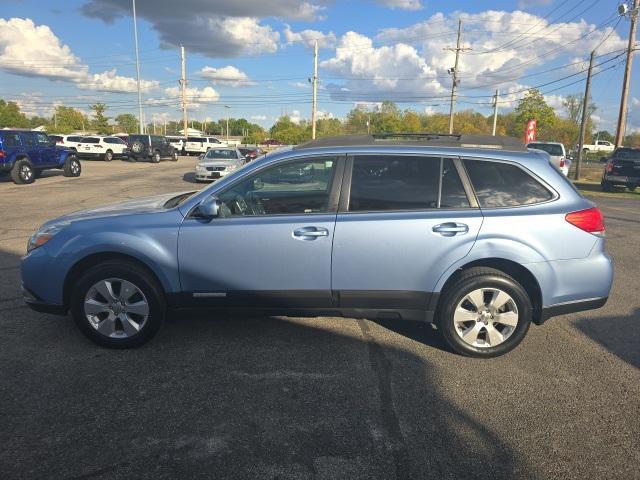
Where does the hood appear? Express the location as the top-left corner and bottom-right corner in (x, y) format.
(43, 191), (193, 226)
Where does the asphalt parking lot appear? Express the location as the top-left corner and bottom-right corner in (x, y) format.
(1, 158), (638, 479)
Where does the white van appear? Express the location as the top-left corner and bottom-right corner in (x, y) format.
(184, 136), (226, 155)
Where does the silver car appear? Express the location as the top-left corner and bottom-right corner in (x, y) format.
(195, 147), (245, 182)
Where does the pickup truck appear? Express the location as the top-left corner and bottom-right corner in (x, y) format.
(580, 140), (615, 154)
(601, 147), (640, 192)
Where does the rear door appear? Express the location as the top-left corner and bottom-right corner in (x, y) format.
(331, 154), (482, 312)
(20, 133), (41, 165)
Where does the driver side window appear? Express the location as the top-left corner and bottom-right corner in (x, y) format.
(217, 157), (338, 217)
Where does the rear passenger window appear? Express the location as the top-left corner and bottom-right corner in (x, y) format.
(2, 134), (21, 147)
(349, 156), (470, 212)
(464, 160), (553, 207)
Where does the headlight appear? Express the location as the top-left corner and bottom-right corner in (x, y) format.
(27, 224), (67, 252)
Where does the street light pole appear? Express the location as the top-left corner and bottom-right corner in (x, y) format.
(225, 105), (230, 142)
(614, 0), (639, 147)
(132, 0), (144, 134)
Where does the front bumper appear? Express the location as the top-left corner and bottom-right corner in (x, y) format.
(22, 285), (66, 315)
(195, 169), (230, 181)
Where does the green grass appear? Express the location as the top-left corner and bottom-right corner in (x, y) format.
(573, 181), (640, 200)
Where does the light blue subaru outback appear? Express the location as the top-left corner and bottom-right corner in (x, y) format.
(21, 134), (613, 357)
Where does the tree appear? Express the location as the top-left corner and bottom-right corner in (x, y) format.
(514, 89), (557, 140)
(0, 100), (29, 128)
(269, 116), (309, 144)
(53, 105), (87, 133)
(115, 113), (138, 134)
(90, 102), (110, 134)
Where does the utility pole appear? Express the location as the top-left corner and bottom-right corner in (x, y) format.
(132, 0), (144, 134)
(311, 39), (319, 140)
(445, 19), (469, 134)
(615, 0), (639, 147)
(575, 50), (595, 181)
(492, 90), (499, 136)
(225, 105), (230, 142)
(180, 45), (188, 139)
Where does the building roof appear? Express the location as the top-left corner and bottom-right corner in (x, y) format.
(294, 133), (528, 152)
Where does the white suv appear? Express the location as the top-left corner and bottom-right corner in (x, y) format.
(76, 136), (129, 161)
(185, 136), (226, 155)
(49, 134), (85, 152)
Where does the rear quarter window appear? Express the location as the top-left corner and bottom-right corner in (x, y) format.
(1, 133), (21, 147)
(464, 160), (553, 208)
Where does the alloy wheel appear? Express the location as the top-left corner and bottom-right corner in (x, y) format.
(20, 164), (33, 181)
(84, 278), (149, 338)
(453, 288), (519, 348)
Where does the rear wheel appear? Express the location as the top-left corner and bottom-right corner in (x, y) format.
(437, 267), (532, 357)
(63, 156), (81, 177)
(104, 150), (113, 162)
(11, 159), (35, 184)
(70, 261), (165, 348)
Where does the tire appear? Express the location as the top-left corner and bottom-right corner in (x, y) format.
(151, 151), (161, 163)
(601, 180), (613, 192)
(104, 150), (113, 162)
(70, 260), (165, 348)
(10, 158), (35, 184)
(437, 267), (532, 358)
(131, 140), (145, 154)
(628, 186), (636, 192)
(171, 150), (179, 161)
(63, 156), (81, 177)
(582, 148), (589, 154)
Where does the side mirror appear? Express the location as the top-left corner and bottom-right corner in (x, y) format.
(199, 154), (205, 160)
(198, 196), (220, 218)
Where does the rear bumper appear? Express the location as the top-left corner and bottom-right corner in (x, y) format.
(603, 174), (640, 187)
(541, 296), (608, 322)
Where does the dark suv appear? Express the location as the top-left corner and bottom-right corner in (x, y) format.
(127, 135), (179, 163)
(0, 130), (81, 184)
(601, 147), (640, 192)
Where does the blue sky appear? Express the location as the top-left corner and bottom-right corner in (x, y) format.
(1, 0), (638, 133)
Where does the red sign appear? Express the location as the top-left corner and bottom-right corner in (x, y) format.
(525, 119), (537, 143)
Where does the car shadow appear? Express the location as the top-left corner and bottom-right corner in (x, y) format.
(182, 171), (198, 183)
(0, 246), (529, 479)
(573, 308), (640, 369)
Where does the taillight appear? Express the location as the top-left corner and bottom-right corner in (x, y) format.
(559, 157), (565, 168)
(565, 207), (605, 236)
(0, 150), (6, 158)
(606, 161), (614, 173)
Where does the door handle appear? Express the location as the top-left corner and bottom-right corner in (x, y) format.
(293, 226), (329, 240)
(432, 222), (469, 237)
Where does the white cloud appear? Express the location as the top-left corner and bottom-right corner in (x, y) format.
(283, 25), (337, 49)
(321, 31), (446, 102)
(164, 86), (220, 109)
(81, 0), (320, 57)
(250, 114), (267, 121)
(544, 94), (565, 111)
(289, 110), (303, 124)
(375, 11), (627, 93)
(633, 98), (640, 108)
(0, 18), (157, 93)
(77, 69), (159, 93)
(376, 0), (423, 10)
(317, 110), (334, 120)
(199, 66), (254, 87)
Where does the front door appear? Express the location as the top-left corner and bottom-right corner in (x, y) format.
(35, 133), (57, 167)
(332, 154), (483, 311)
(178, 156), (343, 308)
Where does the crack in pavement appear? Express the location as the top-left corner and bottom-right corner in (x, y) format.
(357, 319), (411, 479)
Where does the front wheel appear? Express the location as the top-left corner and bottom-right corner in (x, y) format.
(104, 150), (113, 162)
(70, 261), (165, 348)
(437, 267), (532, 357)
(171, 150), (179, 161)
(10, 159), (35, 184)
(152, 151), (161, 163)
(63, 156), (81, 177)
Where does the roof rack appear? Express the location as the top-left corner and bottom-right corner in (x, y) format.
(294, 133), (527, 152)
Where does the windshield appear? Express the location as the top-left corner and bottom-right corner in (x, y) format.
(204, 149), (237, 160)
(528, 143), (564, 156)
